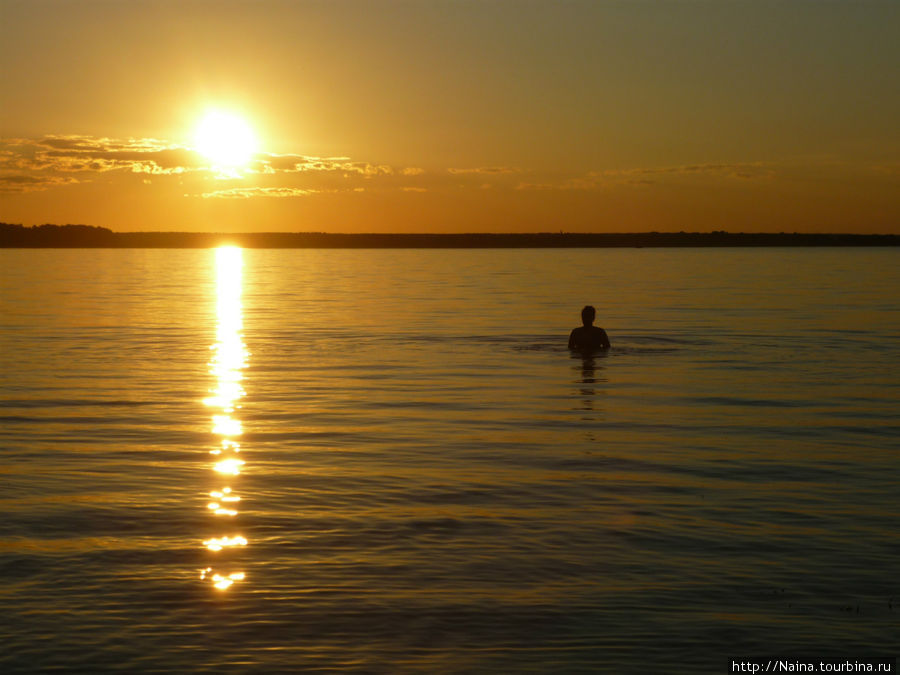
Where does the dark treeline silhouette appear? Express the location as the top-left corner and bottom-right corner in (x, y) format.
(1, 223), (117, 246)
(2, 223), (897, 248)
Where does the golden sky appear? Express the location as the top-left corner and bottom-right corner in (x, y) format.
(1, 0), (898, 233)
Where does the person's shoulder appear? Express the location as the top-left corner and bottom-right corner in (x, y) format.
(568, 326), (582, 348)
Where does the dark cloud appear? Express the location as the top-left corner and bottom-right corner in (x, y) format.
(0, 173), (79, 193)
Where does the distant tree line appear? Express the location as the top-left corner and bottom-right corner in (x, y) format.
(1, 222), (116, 246)
(1, 222), (897, 248)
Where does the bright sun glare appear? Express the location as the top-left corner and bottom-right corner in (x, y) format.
(194, 111), (258, 169)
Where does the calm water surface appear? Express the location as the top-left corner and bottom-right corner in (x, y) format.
(1, 248), (898, 673)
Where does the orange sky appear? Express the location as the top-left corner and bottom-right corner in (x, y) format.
(1, 0), (898, 233)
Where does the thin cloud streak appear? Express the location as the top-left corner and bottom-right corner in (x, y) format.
(514, 163), (773, 192)
(595, 162), (773, 181)
(201, 187), (317, 199)
(259, 154), (394, 176)
(448, 166), (520, 175)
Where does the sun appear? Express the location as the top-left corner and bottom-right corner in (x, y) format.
(194, 111), (258, 170)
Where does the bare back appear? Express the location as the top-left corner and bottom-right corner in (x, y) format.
(568, 325), (611, 352)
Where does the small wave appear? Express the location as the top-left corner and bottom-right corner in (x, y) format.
(606, 345), (678, 356)
(624, 334), (715, 346)
(512, 342), (567, 353)
(687, 396), (807, 408)
(0, 399), (153, 409)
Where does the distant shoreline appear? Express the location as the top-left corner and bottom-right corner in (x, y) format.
(1, 223), (898, 248)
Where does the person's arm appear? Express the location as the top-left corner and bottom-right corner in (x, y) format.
(568, 329), (577, 350)
(599, 329), (611, 349)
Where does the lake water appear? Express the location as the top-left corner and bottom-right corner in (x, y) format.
(1, 247), (897, 673)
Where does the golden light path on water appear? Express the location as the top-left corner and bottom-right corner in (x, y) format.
(201, 246), (248, 590)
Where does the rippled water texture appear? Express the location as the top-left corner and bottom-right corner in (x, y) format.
(1, 247), (898, 673)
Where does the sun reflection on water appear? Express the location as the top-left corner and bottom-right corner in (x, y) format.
(201, 246), (248, 590)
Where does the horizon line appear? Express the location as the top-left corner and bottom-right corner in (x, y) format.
(3, 223), (899, 237)
(2, 224), (897, 249)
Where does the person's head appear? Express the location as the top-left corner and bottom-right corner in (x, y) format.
(581, 305), (596, 326)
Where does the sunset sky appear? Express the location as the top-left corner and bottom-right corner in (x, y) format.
(1, 0), (898, 233)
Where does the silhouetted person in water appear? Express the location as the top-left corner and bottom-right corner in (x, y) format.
(568, 305), (611, 352)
